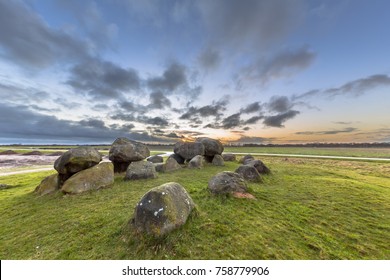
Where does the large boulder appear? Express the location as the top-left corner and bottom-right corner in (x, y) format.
(212, 154), (225, 166)
(164, 157), (182, 172)
(168, 153), (185, 164)
(125, 161), (157, 180)
(109, 138), (150, 172)
(131, 182), (195, 237)
(238, 154), (255, 164)
(235, 165), (262, 182)
(173, 141), (205, 160)
(54, 147), (102, 184)
(35, 174), (60, 196)
(195, 137), (224, 156)
(61, 162), (114, 194)
(147, 155), (164, 163)
(188, 155), (204, 169)
(246, 159), (271, 174)
(222, 153), (236, 162)
(208, 171), (248, 194)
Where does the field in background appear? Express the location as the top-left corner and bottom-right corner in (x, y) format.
(0, 155), (389, 260)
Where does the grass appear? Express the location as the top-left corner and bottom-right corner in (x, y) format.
(0, 157), (389, 260)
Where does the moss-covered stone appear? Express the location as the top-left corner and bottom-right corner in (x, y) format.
(61, 162), (114, 194)
(34, 174), (60, 196)
(132, 182), (195, 237)
(125, 161), (157, 180)
(208, 171), (248, 194)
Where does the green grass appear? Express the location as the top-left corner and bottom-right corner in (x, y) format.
(0, 157), (389, 260)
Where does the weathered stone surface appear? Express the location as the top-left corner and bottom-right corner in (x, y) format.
(164, 157), (182, 172)
(35, 174), (59, 196)
(125, 161), (157, 180)
(212, 154), (225, 166)
(154, 163), (165, 172)
(208, 171), (248, 194)
(246, 159), (271, 174)
(235, 165), (262, 182)
(195, 137), (224, 156)
(238, 154), (255, 164)
(61, 162), (114, 194)
(173, 141), (205, 160)
(132, 182), (195, 237)
(147, 155), (164, 163)
(109, 138), (150, 172)
(222, 153), (236, 162)
(188, 155), (204, 169)
(54, 147), (102, 183)
(168, 153), (185, 164)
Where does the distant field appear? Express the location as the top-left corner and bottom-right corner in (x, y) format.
(0, 157), (389, 260)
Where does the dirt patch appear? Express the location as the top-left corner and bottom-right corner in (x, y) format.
(0, 150), (18, 155)
(0, 155), (60, 169)
(22, 151), (44, 156)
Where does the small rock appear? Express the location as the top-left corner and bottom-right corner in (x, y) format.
(238, 154), (255, 164)
(246, 159), (270, 174)
(235, 165), (262, 182)
(222, 153), (236, 162)
(212, 154), (225, 166)
(125, 161), (157, 180)
(168, 153), (185, 164)
(188, 155), (204, 169)
(154, 163), (165, 172)
(208, 171), (248, 194)
(164, 157), (182, 172)
(147, 155), (164, 163)
(35, 174), (60, 196)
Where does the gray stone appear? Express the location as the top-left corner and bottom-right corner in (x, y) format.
(246, 159), (271, 174)
(35, 174), (60, 196)
(147, 155), (164, 163)
(109, 138), (150, 172)
(212, 154), (225, 166)
(168, 153), (185, 164)
(222, 153), (236, 162)
(208, 171), (248, 194)
(131, 182), (195, 237)
(61, 162), (114, 194)
(195, 137), (224, 156)
(173, 141), (205, 160)
(164, 157), (182, 172)
(235, 165), (262, 182)
(188, 155), (204, 169)
(238, 154), (255, 164)
(154, 163), (165, 172)
(125, 161), (157, 180)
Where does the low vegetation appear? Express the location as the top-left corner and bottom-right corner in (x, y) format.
(0, 157), (389, 259)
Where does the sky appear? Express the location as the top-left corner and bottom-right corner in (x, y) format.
(1, 0), (390, 145)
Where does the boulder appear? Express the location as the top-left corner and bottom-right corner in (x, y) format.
(246, 159), (271, 174)
(109, 138), (150, 172)
(164, 157), (182, 172)
(61, 162), (114, 194)
(131, 182), (195, 237)
(222, 153), (236, 162)
(147, 155), (164, 163)
(154, 163), (165, 172)
(173, 141), (205, 160)
(195, 137), (224, 156)
(235, 165), (262, 182)
(54, 147), (102, 184)
(35, 174), (60, 196)
(188, 155), (204, 169)
(208, 171), (248, 194)
(212, 154), (225, 166)
(125, 161), (157, 180)
(168, 153), (185, 164)
(238, 154), (255, 164)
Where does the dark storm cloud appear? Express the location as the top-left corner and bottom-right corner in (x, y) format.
(243, 115), (264, 125)
(196, 0), (305, 49)
(198, 48), (221, 70)
(0, 103), (164, 143)
(263, 110), (300, 127)
(0, 81), (51, 103)
(221, 113), (241, 129)
(148, 91), (172, 109)
(296, 127), (358, 135)
(180, 97), (229, 121)
(240, 102), (262, 114)
(293, 74), (390, 100)
(267, 96), (293, 113)
(137, 116), (169, 127)
(239, 46), (315, 86)
(0, 0), (89, 69)
(147, 63), (187, 92)
(110, 113), (136, 122)
(66, 57), (140, 99)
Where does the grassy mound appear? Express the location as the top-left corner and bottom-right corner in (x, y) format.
(0, 157), (389, 259)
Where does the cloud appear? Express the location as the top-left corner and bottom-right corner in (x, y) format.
(137, 116), (169, 127)
(267, 95), (293, 113)
(296, 127), (358, 135)
(263, 110), (300, 127)
(221, 113), (241, 129)
(0, 103), (163, 143)
(180, 96), (229, 121)
(148, 91), (171, 109)
(240, 102), (262, 114)
(147, 62), (187, 92)
(0, 0), (89, 69)
(198, 48), (221, 70)
(293, 74), (390, 100)
(243, 115), (263, 125)
(230, 136), (275, 143)
(66, 57), (140, 99)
